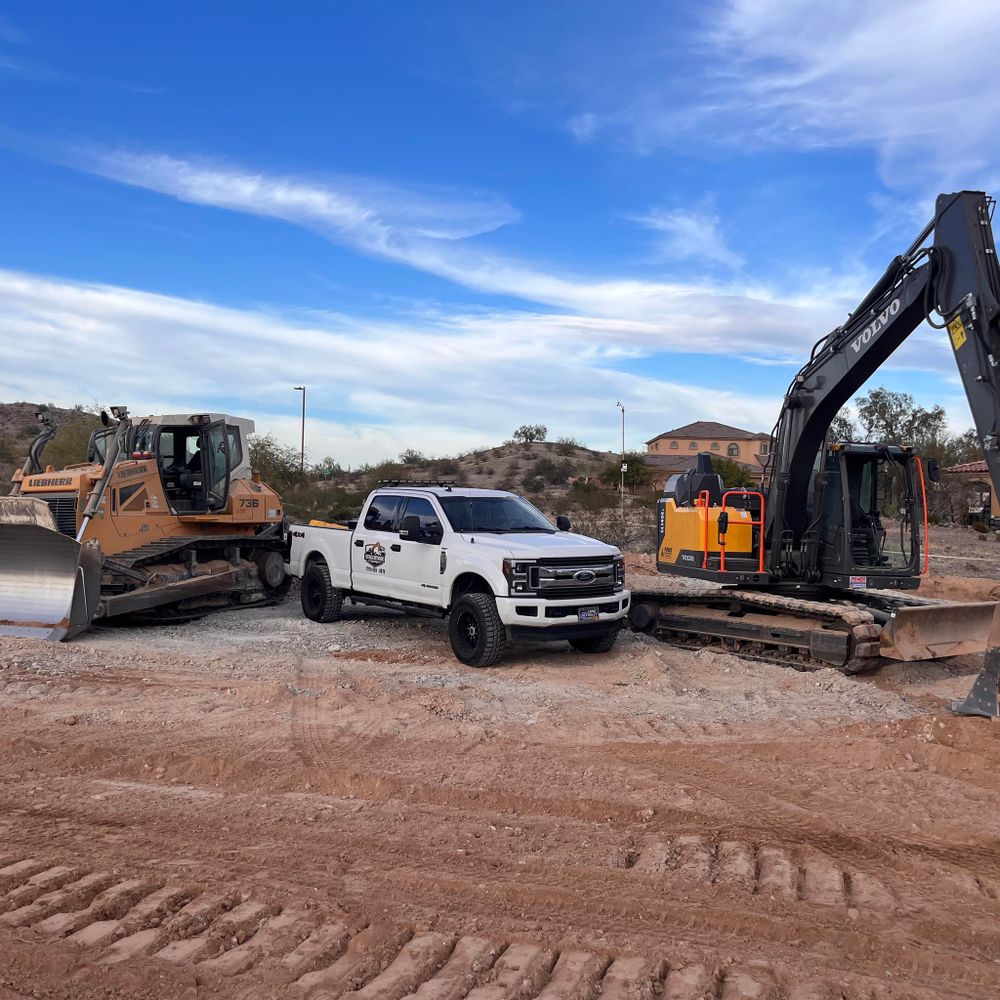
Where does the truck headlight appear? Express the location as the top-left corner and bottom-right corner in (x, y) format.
(502, 559), (535, 595)
(613, 555), (625, 589)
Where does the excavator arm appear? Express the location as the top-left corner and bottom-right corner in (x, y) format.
(765, 191), (1000, 575)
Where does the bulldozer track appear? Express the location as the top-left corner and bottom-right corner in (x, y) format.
(0, 855), (797, 1000)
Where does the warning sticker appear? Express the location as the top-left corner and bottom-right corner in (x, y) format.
(849, 575), (867, 590)
(948, 315), (968, 351)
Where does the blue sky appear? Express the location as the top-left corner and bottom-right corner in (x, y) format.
(1, 1), (998, 465)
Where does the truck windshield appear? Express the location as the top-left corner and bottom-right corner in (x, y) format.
(438, 495), (555, 534)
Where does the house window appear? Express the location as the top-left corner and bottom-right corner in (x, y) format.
(670, 441), (679, 450)
(760, 442), (769, 456)
(688, 441), (697, 450)
(728, 443), (739, 457)
(711, 441), (720, 450)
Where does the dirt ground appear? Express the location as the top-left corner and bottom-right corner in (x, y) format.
(3, 562), (1000, 999)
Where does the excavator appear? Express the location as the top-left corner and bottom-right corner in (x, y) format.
(0, 407), (289, 639)
(630, 190), (1000, 717)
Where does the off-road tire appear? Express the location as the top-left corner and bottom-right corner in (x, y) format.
(569, 627), (620, 654)
(301, 561), (344, 623)
(449, 592), (505, 668)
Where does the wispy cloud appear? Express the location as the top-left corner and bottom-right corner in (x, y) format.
(66, 145), (870, 354)
(0, 267), (791, 463)
(629, 205), (743, 269)
(535, 2), (1000, 189)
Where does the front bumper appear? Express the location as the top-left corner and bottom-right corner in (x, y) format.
(495, 590), (630, 630)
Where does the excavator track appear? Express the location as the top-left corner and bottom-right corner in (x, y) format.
(629, 588), (884, 673)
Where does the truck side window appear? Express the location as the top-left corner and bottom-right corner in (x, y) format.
(399, 497), (442, 534)
(364, 495), (402, 532)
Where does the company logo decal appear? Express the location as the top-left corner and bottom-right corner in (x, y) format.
(28, 476), (73, 487)
(117, 464), (149, 481)
(364, 541), (386, 568)
(850, 298), (900, 354)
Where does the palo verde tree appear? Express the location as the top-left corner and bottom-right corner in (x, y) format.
(513, 423), (548, 444)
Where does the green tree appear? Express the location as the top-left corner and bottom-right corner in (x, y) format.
(399, 448), (427, 466)
(712, 456), (756, 488)
(598, 451), (655, 493)
(828, 411), (857, 442)
(312, 456), (342, 479)
(249, 433), (306, 492)
(513, 423), (548, 444)
(855, 387), (946, 447)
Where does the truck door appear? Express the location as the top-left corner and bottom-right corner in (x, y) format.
(389, 496), (446, 605)
(351, 493), (401, 599)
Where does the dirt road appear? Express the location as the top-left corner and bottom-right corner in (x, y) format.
(2, 589), (1000, 999)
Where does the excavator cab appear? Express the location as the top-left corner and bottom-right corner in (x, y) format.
(810, 444), (922, 588)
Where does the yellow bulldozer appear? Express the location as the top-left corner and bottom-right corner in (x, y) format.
(0, 407), (289, 640)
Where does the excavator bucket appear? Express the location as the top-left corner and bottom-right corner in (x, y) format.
(879, 601), (1000, 660)
(0, 498), (102, 640)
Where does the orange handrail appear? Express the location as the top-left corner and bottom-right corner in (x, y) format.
(914, 457), (930, 575)
(719, 490), (766, 573)
(698, 489), (710, 568)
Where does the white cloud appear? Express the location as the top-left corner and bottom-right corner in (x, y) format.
(0, 267), (794, 464)
(630, 206), (743, 269)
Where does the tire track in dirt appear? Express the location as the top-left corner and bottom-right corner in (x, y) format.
(0, 855), (803, 1000)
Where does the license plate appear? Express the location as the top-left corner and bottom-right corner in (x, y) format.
(578, 607), (599, 622)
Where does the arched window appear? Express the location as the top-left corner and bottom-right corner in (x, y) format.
(728, 443), (739, 457)
(670, 441), (679, 450)
(711, 441), (720, 450)
(688, 441), (697, 450)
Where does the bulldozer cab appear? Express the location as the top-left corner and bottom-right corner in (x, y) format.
(143, 419), (232, 514)
(812, 444), (921, 586)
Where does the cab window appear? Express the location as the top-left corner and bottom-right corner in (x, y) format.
(399, 497), (443, 534)
(364, 495), (402, 532)
(226, 426), (243, 467)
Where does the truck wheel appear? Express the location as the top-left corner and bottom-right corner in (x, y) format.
(569, 628), (620, 654)
(449, 593), (505, 667)
(301, 561), (344, 623)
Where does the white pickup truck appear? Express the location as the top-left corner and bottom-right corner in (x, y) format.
(288, 483), (630, 666)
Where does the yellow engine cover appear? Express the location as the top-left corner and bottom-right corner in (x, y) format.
(657, 498), (755, 570)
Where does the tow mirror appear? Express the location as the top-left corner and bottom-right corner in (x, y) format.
(555, 514), (571, 531)
(717, 511), (729, 534)
(926, 458), (941, 483)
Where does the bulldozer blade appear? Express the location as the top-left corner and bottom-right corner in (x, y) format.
(0, 524), (102, 641)
(879, 601), (1000, 661)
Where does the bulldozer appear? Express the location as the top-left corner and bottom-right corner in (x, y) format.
(0, 407), (289, 640)
(630, 190), (1000, 717)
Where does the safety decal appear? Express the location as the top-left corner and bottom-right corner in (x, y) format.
(849, 575), (867, 590)
(948, 315), (968, 351)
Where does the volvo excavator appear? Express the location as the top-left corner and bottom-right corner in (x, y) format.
(630, 190), (1000, 717)
(0, 407), (289, 639)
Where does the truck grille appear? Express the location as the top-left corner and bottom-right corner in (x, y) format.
(39, 493), (79, 536)
(532, 557), (617, 599)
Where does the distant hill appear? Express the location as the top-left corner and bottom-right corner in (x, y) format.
(0, 402), (102, 493)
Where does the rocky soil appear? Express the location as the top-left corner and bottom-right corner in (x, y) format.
(2, 565), (1000, 998)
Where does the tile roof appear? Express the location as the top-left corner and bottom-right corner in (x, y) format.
(645, 421), (768, 444)
(944, 460), (989, 473)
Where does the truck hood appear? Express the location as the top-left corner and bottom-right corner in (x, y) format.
(457, 531), (619, 559)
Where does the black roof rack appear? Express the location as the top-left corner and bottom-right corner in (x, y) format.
(376, 479), (459, 490)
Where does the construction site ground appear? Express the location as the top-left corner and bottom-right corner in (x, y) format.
(3, 552), (1000, 998)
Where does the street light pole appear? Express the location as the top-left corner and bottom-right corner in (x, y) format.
(616, 401), (626, 523)
(293, 386), (306, 473)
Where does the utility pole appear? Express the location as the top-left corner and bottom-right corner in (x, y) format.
(293, 385), (306, 473)
(616, 401), (626, 523)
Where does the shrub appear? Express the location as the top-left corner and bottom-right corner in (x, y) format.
(522, 475), (545, 493)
